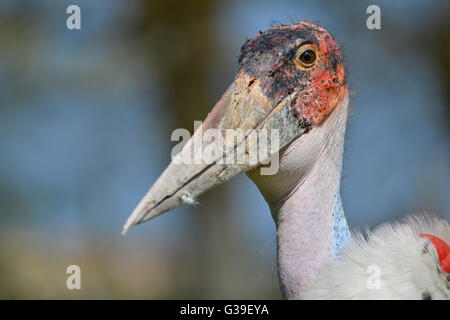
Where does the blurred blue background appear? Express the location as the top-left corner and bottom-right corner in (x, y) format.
(0, 0), (448, 298)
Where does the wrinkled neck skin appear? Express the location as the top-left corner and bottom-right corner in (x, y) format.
(247, 95), (351, 299)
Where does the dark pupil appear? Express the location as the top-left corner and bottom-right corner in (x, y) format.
(300, 50), (316, 64)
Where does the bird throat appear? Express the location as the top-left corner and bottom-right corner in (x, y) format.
(247, 94), (350, 299)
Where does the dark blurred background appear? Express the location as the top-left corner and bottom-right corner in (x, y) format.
(0, 0), (448, 298)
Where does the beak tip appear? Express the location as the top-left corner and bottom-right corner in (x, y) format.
(121, 199), (153, 235)
(121, 215), (138, 235)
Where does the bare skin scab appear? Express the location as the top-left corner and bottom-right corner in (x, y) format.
(237, 21), (347, 130)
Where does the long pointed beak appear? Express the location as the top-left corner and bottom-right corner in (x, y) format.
(122, 76), (306, 234)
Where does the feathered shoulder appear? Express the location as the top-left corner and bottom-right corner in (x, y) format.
(300, 213), (450, 300)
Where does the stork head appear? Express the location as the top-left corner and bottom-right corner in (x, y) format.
(122, 22), (348, 234)
(237, 22), (346, 128)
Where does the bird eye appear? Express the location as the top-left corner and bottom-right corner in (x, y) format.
(295, 44), (317, 68)
(300, 50), (316, 65)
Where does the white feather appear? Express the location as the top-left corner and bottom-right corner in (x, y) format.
(300, 213), (450, 299)
(181, 192), (199, 206)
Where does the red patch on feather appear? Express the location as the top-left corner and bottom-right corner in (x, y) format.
(420, 234), (450, 273)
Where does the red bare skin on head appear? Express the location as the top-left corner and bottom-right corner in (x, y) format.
(421, 234), (450, 273)
(237, 21), (347, 130)
(291, 22), (347, 128)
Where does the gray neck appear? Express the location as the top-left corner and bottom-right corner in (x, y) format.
(247, 96), (350, 299)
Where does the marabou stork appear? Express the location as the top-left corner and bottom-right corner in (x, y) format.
(122, 22), (450, 299)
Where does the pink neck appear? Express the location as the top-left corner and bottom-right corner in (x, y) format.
(247, 96), (348, 299)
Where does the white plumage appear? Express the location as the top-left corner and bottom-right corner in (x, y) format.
(301, 214), (450, 299)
